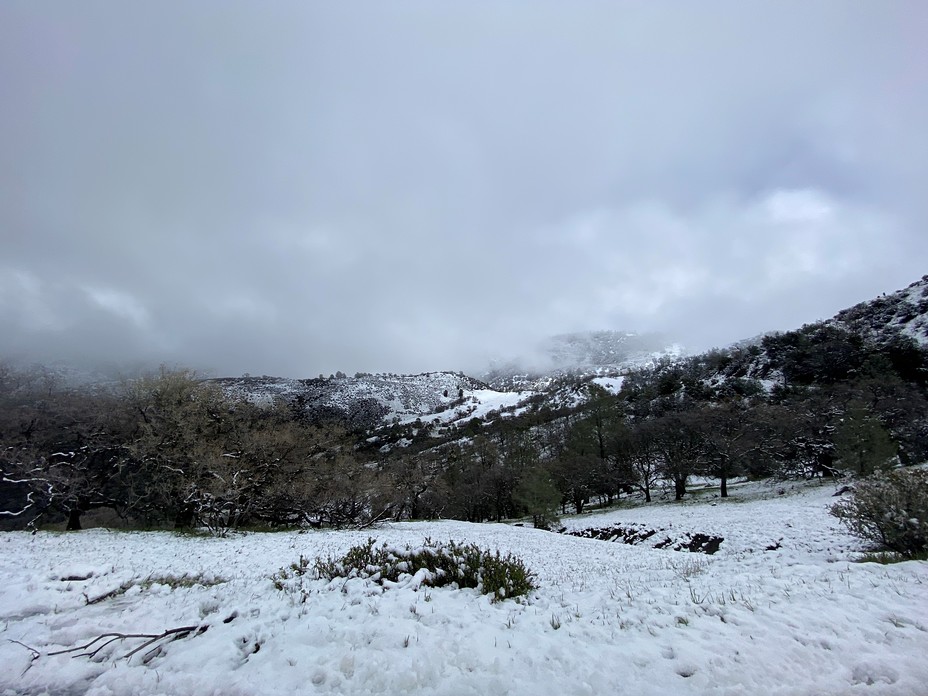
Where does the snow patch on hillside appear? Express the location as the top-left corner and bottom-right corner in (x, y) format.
(831, 274), (928, 347)
(592, 376), (625, 394)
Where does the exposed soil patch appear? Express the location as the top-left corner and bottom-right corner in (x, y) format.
(564, 524), (724, 555)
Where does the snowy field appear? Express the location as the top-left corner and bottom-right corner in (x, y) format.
(2, 481), (927, 696)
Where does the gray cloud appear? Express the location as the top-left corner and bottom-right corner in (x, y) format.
(1, 1), (927, 377)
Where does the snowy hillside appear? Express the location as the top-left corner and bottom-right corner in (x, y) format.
(212, 363), (629, 439)
(395, 389), (534, 428)
(831, 275), (928, 346)
(2, 480), (926, 695)
(214, 372), (491, 429)
(651, 275), (928, 397)
(484, 331), (684, 391)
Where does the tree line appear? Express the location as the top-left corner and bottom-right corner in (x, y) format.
(2, 323), (926, 533)
(0, 366), (384, 534)
(376, 325), (928, 527)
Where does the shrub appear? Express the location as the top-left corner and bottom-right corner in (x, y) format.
(857, 550), (928, 565)
(279, 538), (536, 603)
(831, 468), (928, 558)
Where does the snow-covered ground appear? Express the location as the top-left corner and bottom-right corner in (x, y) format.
(2, 481), (927, 695)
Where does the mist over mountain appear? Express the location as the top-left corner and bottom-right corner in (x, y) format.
(483, 331), (683, 390)
(216, 275), (928, 436)
(3, 271), (928, 538)
(4, 275), (927, 443)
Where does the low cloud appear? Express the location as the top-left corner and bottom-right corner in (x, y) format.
(1, 2), (926, 376)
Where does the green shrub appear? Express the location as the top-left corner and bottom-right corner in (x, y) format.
(857, 550), (928, 565)
(138, 573), (226, 590)
(831, 468), (928, 558)
(279, 538), (536, 603)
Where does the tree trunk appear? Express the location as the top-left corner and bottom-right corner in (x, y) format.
(66, 507), (83, 531)
(720, 473), (728, 498)
(174, 504), (195, 529)
(674, 475), (687, 501)
(818, 451), (836, 477)
(573, 492), (584, 515)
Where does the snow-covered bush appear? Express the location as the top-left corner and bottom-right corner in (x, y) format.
(831, 468), (928, 558)
(277, 538), (536, 602)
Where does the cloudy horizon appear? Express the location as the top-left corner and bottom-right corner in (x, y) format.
(2, 2), (927, 378)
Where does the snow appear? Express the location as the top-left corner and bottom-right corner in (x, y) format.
(219, 372), (493, 428)
(465, 390), (529, 419)
(591, 376), (625, 394)
(2, 481), (927, 695)
(900, 282), (928, 346)
(396, 389), (533, 430)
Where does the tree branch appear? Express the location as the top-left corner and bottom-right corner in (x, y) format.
(46, 624), (205, 661)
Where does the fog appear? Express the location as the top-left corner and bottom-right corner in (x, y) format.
(2, 2), (926, 377)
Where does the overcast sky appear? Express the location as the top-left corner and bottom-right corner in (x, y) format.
(2, 2), (927, 377)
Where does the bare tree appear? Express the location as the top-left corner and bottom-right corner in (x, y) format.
(0, 365), (131, 529)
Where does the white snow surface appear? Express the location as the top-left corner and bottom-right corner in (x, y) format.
(591, 376), (625, 394)
(899, 280), (928, 345)
(2, 481), (927, 696)
(218, 372), (493, 427)
(401, 389), (532, 429)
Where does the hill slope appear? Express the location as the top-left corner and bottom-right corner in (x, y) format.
(670, 274), (928, 393)
(212, 276), (928, 446)
(212, 332), (683, 432)
(831, 275), (928, 346)
(213, 371), (491, 429)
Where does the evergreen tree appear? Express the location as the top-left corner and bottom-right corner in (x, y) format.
(514, 467), (561, 529)
(834, 401), (897, 476)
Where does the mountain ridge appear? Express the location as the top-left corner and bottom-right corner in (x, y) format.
(830, 275), (928, 346)
(213, 275), (928, 433)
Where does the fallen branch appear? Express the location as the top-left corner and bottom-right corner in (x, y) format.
(7, 638), (40, 676)
(356, 505), (393, 530)
(125, 625), (208, 662)
(84, 580), (135, 605)
(47, 624), (207, 662)
(7, 639), (40, 660)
